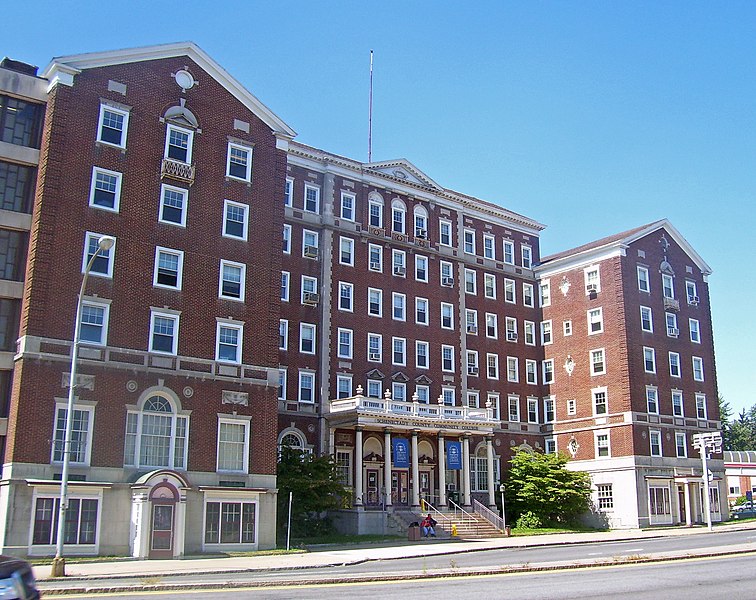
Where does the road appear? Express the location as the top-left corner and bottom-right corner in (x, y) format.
(43, 553), (756, 599)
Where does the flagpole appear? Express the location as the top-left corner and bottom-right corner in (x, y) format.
(368, 49), (374, 162)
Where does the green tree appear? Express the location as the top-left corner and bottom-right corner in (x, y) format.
(276, 445), (349, 540)
(720, 395), (756, 451)
(504, 449), (592, 526)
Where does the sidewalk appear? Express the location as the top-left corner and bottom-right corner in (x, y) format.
(34, 520), (756, 582)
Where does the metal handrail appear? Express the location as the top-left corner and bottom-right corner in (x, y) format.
(419, 500), (454, 524)
(448, 500), (480, 533)
(473, 498), (505, 531)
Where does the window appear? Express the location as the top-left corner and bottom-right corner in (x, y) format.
(584, 266), (600, 293)
(337, 328), (353, 359)
(369, 198), (383, 228)
(666, 312), (678, 337)
(696, 394), (707, 419)
(563, 320), (572, 336)
(89, 167), (122, 212)
(417, 386), (430, 404)
(484, 273), (496, 299)
(649, 486), (671, 517)
(1, 95), (43, 148)
(124, 394), (188, 469)
(216, 321), (243, 363)
(643, 347), (656, 373)
(79, 301), (109, 346)
(488, 393), (501, 420)
(392, 382), (406, 402)
(465, 309), (478, 334)
(486, 313), (498, 338)
(83, 232), (115, 278)
(392, 249), (406, 277)
(368, 244), (383, 272)
(464, 269), (476, 294)
(521, 245), (532, 269)
(278, 369), (287, 400)
(204, 500), (256, 545)
(367, 333), (382, 362)
(149, 310), (179, 355)
(593, 388), (607, 415)
(669, 352), (681, 377)
(302, 230), (319, 259)
(646, 386), (659, 414)
(466, 350), (479, 375)
(662, 274), (675, 299)
(692, 356), (704, 381)
(393, 337), (406, 366)
(97, 104), (129, 147)
(440, 261), (454, 286)
(416, 341), (429, 369)
(391, 199), (406, 234)
(415, 298), (429, 325)
(340, 192), (355, 221)
(165, 124), (193, 163)
(301, 276), (318, 305)
(590, 348), (606, 375)
(689, 319), (701, 343)
(587, 308), (603, 334)
(637, 266), (650, 292)
(524, 321), (535, 345)
(367, 379), (382, 398)
(52, 403), (94, 465)
(545, 439), (557, 454)
(467, 392), (480, 409)
(439, 219), (452, 246)
(217, 418), (250, 472)
(441, 345), (454, 372)
(159, 184), (188, 226)
(523, 283), (534, 307)
(414, 207), (428, 238)
(544, 397), (555, 422)
(220, 260), (246, 301)
(304, 184), (320, 213)
(542, 359), (554, 384)
(284, 177), (293, 206)
(339, 237), (354, 266)
(441, 303), (454, 329)
(299, 323), (316, 354)
(527, 398), (538, 423)
(567, 399), (576, 415)
(337, 375), (353, 399)
(508, 396), (520, 422)
(281, 271), (290, 301)
(595, 432), (610, 458)
(392, 292), (406, 321)
(649, 430), (662, 457)
(338, 282), (353, 312)
(368, 288), (382, 317)
(503, 240), (514, 265)
(526, 360), (537, 384)
(686, 280), (698, 304)
(505, 356), (516, 382)
(541, 320), (552, 345)
(0, 161), (35, 213)
(282, 224), (291, 254)
(640, 306), (653, 332)
(32, 496), (99, 547)
(442, 387), (455, 406)
(483, 234), (495, 259)
(489, 354), (501, 380)
(672, 390), (683, 417)
(540, 280), (551, 307)
(223, 200), (249, 240)
(227, 143), (252, 181)
(415, 255), (428, 282)
(503, 317), (517, 342)
(299, 371), (315, 403)
(676, 432), (687, 458)
(463, 230), (475, 254)
(154, 247), (184, 289)
(504, 278), (515, 303)
(597, 484), (613, 509)
(279, 320), (288, 350)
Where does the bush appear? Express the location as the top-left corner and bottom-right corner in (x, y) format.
(516, 511), (543, 529)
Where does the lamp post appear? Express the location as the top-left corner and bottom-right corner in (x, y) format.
(499, 483), (507, 534)
(692, 431), (723, 532)
(51, 235), (115, 578)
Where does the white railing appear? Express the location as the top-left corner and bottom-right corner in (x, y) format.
(448, 500), (481, 534)
(473, 498), (505, 531)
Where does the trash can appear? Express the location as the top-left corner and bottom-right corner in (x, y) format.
(408, 522), (421, 541)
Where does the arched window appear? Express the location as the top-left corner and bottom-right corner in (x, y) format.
(391, 199), (406, 234)
(125, 393), (188, 470)
(368, 192), (384, 228)
(277, 428), (310, 458)
(413, 205), (428, 238)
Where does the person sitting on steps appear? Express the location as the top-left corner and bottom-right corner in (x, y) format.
(421, 514), (437, 537)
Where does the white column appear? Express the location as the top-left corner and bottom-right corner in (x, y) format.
(384, 429), (392, 507)
(684, 482), (692, 527)
(438, 433), (447, 508)
(354, 428), (364, 507)
(486, 437), (496, 507)
(462, 436), (471, 507)
(411, 431), (420, 507)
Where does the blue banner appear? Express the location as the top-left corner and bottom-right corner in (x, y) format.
(392, 438), (410, 468)
(446, 441), (462, 470)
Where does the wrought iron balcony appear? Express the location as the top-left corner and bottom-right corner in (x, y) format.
(161, 158), (195, 185)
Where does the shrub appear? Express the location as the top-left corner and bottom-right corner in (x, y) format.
(516, 511), (543, 529)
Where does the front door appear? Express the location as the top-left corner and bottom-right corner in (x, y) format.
(366, 469), (380, 506)
(149, 503), (174, 558)
(420, 471), (431, 504)
(678, 486), (686, 524)
(391, 470), (409, 505)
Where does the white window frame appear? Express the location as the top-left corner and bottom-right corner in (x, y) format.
(300, 276), (318, 305)
(587, 307), (603, 334)
(696, 393), (707, 419)
(464, 269), (477, 295)
(441, 345), (455, 372)
(689, 318), (701, 343)
(392, 337), (407, 366)
(439, 219), (452, 246)
(540, 280), (551, 307)
(51, 401), (95, 466)
(441, 302), (454, 330)
(392, 249), (406, 277)
(415, 254), (429, 282)
(284, 177), (294, 207)
(367, 287), (382, 317)
(97, 103), (129, 148)
(392, 292), (406, 322)
(337, 328), (353, 359)
(643, 346), (656, 373)
(89, 166), (122, 212)
(368, 244), (383, 272)
(692, 356), (704, 381)
(686, 280), (699, 304)
(299, 323), (316, 355)
(304, 184), (320, 214)
(649, 430), (662, 457)
(637, 265), (650, 292)
(338, 281), (354, 313)
(222, 199), (249, 241)
(463, 230), (475, 255)
(164, 123), (194, 163)
(340, 191), (356, 221)
(521, 245), (532, 269)
(416, 340), (430, 369)
(672, 390), (683, 417)
(505, 356), (517, 382)
(584, 265), (601, 293)
(523, 282), (534, 307)
(282, 224), (292, 254)
(593, 387), (608, 416)
(488, 353), (501, 380)
(226, 142), (253, 182)
(218, 260), (246, 302)
(149, 309), (180, 355)
(79, 300), (110, 346)
(563, 320), (573, 336)
(216, 416), (250, 473)
(508, 395), (520, 422)
(675, 432), (687, 458)
(486, 313), (498, 339)
(367, 333), (382, 362)
(646, 386), (659, 414)
(369, 198), (383, 228)
(504, 278), (515, 304)
(281, 271), (290, 302)
(640, 306), (653, 332)
(153, 246), (184, 290)
(669, 351), (681, 378)
(526, 359), (537, 385)
(524, 321), (535, 346)
(541, 320), (553, 345)
(503, 240), (514, 265)
(415, 297), (429, 325)
(279, 319), (288, 351)
(159, 183), (188, 227)
(590, 348), (606, 376)
(484, 273), (497, 299)
(339, 236), (354, 266)
(527, 397), (539, 424)
(595, 430), (611, 458)
(483, 234), (495, 260)
(542, 359), (554, 384)
(216, 320), (243, 364)
(82, 231), (116, 279)
(298, 371), (315, 403)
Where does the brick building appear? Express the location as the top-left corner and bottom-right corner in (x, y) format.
(0, 43), (723, 558)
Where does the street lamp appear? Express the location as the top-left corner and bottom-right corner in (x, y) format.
(499, 483), (507, 534)
(692, 431), (723, 532)
(51, 235), (115, 578)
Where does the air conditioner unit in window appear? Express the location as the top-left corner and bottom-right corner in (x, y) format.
(369, 352), (381, 361)
(369, 261), (381, 271)
(393, 265), (406, 276)
(466, 325), (478, 334)
(468, 366), (479, 375)
(507, 332), (518, 342)
(304, 245), (319, 259)
(442, 276), (454, 287)
(689, 295), (700, 305)
(415, 229), (427, 239)
(586, 283), (598, 293)
(303, 292), (320, 305)
(667, 327), (679, 337)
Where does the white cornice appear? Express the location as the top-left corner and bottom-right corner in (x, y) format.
(41, 42), (296, 139)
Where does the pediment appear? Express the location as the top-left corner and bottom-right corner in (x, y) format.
(391, 371), (410, 383)
(414, 374), (433, 385)
(365, 368), (385, 379)
(366, 159), (442, 190)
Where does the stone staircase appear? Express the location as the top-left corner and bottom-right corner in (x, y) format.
(392, 508), (506, 539)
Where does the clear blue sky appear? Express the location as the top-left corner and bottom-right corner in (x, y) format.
(7, 1), (754, 416)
